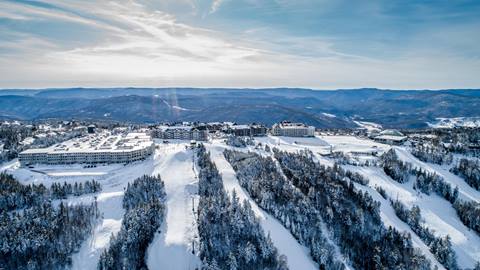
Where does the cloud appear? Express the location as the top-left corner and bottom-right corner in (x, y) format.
(209, 0), (224, 14)
(0, 0), (479, 89)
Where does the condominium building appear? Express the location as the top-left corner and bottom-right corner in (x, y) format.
(227, 124), (268, 137)
(151, 125), (208, 141)
(271, 121), (315, 137)
(19, 132), (154, 166)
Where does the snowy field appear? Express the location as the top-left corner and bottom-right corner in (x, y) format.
(2, 134), (479, 269)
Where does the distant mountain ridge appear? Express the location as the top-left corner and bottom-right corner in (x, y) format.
(1, 88), (479, 128)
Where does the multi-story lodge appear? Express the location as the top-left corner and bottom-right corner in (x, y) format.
(271, 121), (315, 137)
(19, 132), (154, 166)
(227, 124), (268, 137)
(151, 125), (208, 141)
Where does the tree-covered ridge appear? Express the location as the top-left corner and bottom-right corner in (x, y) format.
(0, 173), (98, 270)
(0, 173), (101, 212)
(196, 145), (285, 270)
(224, 149), (346, 270)
(273, 149), (431, 270)
(98, 175), (166, 270)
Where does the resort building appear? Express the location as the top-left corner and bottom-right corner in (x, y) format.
(151, 125), (208, 141)
(19, 132), (154, 166)
(271, 121), (315, 137)
(226, 124), (268, 137)
(373, 129), (407, 145)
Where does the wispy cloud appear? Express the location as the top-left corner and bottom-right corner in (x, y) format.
(0, 0), (479, 89)
(209, 0), (225, 14)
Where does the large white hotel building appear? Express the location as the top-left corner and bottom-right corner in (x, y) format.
(271, 122), (315, 137)
(19, 132), (154, 166)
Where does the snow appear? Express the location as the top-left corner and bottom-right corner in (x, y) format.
(161, 99), (191, 111)
(261, 135), (479, 269)
(3, 134), (479, 269)
(394, 147), (480, 203)
(147, 144), (201, 270)
(427, 117), (480, 128)
(353, 121), (382, 131)
(349, 178), (446, 270)
(322, 112), (336, 118)
(320, 135), (389, 154)
(206, 142), (320, 270)
(347, 165), (480, 269)
(255, 135), (331, 154)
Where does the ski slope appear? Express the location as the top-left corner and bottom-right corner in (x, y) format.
(256, 136), (478, 269)
(207, 143), (320, 270)
(3, 135), (479, 269)
(347, 173), (446, 270)
(346, 165), (480, 269)
(395, 147), (480, 202)
(2, 155), (157, 270)
(147, 144), (201, 270)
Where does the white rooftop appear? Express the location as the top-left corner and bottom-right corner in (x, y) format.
(21, 132), (153, 155)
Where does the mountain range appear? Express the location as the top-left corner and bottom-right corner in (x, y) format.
(1, 88), (480, 128)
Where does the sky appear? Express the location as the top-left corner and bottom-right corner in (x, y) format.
(0, 0), (479, 89)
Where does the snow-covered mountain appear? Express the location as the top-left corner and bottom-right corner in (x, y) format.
(428, 117), (480, 128)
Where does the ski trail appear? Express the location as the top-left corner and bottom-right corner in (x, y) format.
(147, 144), (200, 270)
(395, 147), (480, 203)
(207, 144), (318, 270)
(348, 165), (480, 269)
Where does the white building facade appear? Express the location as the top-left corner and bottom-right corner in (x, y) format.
(151, 126), (208, 141)
(271, 122), (315, 137)
(19, 132), (154, 166)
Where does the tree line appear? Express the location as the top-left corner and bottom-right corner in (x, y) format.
(272, 148), (432, 270)
(0, 173), (101, 212)
(381, 149), (480, 235)
(0, 173), (98, 269)
(196, 145), (286, 270)
(98, 174), (166, 270)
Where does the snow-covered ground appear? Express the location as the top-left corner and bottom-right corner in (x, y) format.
(320, 135), (389, 154)
(146, 144), (201, 270)
(395, 147), (480, 203)
(256, 135), (479, 269)
(349, 179), (446, 270)
(427, 117), (480, 128)
(348, 165), (480, 269)
(2, 134), (479, 269)
(206, 142), (320, 270)
(353, 120), (382, 131)
(2, 143), (201, 270)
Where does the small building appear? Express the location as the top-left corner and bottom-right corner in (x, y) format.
(373, 129), (407, 145)
(271, 121), (315, 137)
(87, 125), (96, 134)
